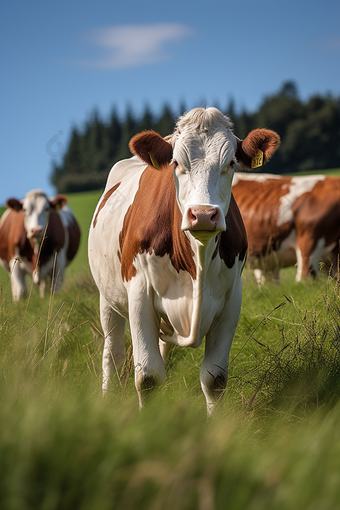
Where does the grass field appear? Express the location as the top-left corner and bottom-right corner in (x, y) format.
(2, 173), (340, 509)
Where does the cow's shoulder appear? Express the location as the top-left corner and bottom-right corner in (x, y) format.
(216, 194), (247, 269)
(293, 176), (340, 225)
(119, 163), (196, 281)
(104, 156), (146, 192)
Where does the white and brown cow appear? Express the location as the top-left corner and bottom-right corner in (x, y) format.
(0, 189), (81, 300)
(232, 173), (340, 284)
(88, 107), (280, 413)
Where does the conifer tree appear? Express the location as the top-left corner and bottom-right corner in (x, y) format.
(155, 104), (175, 137)
(116, 105), (138, 161)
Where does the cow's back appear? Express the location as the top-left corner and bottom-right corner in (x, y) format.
(232, 174), (293, 256)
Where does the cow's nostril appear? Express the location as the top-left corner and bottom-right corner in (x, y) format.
(189, 209), (197, 222)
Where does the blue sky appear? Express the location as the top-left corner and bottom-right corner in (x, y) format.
(1, 0), (339, 205)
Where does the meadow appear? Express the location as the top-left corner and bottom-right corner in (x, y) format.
(2, 176), (340, 509)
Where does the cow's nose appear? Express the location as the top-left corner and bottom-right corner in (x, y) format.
(188, 206), (220, 230)
(31, 227), (43, 238)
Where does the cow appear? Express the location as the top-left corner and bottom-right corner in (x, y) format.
(0, 189), (81, 300)
(88, 107), (280, 413)
(232, 172), (340, 284)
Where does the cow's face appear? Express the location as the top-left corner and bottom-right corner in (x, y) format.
(6, 190), (67, 241)
(129, 107), (280, 243)
(172, 114), (237, 241)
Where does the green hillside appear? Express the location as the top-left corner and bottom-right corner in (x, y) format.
(1, 166), (340, 284)
(2, 176), (340, 508)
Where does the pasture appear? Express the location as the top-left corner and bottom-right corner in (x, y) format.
(2, 177), (340, 509)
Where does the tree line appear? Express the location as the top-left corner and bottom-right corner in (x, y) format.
(51, 82), (340, 193)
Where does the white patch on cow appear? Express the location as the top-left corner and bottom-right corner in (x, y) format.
(172, 109), (237, 233)
(22, 190), (51, 239)
(295, 247), (303, 282)
(232, 172), (282, 185)
(277, 175), (325, 227)
(92, 156), (146, 231)
(9, 250), (32, 301)
(253, 268), (266, 286)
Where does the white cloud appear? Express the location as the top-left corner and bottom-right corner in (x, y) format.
(78, 23), (194, 69)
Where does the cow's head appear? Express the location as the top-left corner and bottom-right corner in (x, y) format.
(6, 190), (67, 241)
(130, 107), (280, 243)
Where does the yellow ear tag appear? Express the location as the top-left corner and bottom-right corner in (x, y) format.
(251, 149), (264, 169)
(55, 204), (61, 212)
(149, 152), (160, 169)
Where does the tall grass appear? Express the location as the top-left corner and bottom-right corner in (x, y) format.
(2, 188), (340, 508)
(2, 267), (340, 509)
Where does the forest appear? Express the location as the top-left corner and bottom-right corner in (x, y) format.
(51, 81), (340, 193)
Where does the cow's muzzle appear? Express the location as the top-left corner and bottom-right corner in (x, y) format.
(29, 227), (44, 240)
(182, 205), (225, 234)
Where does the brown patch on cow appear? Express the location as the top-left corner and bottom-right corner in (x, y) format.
(213, 194), (248, 269)
(233, 177), (292, 257)
(129, 131), (173, 169)
(30, 211), (66, 271)
(236, 129), (280, 169)
(67, 218), (81, 262)
(293, 177), (340, 277)
(0, 210), (32, 263)
(119, 164), (196, 282)
(93, 183), (121, 228)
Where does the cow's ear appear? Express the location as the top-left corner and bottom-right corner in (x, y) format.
(50, 194), (68, 211)
(129, 130), (173, 169)
(6, 198), (22, 211)
(235, 129), (280, 170)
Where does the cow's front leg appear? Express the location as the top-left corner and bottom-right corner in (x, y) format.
(9, 256), (27, 301)
(128, 281), (165, 409)
(100, 294), (126, 394)
(39, 278), (46, 298)
(200, 281), (242, 415)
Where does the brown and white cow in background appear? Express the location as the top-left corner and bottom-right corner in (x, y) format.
(232, 173), (340, 284)
(0, 189), (81, 300)
(88, 107), (280, 413)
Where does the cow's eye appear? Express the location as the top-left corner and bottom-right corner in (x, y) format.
(228, 159), (236, 171)
(172, 160), (179, 169)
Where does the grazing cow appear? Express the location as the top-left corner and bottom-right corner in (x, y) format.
(0, 190), (81, 300)
(88, 107), (280, 413)
(232, 173), (340, 284)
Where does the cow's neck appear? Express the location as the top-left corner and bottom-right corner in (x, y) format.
(175, 234), (216, 348)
